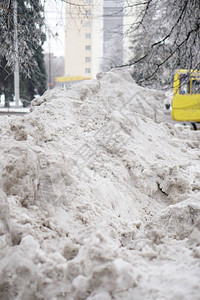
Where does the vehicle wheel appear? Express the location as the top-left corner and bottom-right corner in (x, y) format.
(191, 122), (197, 130)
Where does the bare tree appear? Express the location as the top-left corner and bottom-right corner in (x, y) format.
(0, 0), (45, 74)
(124, 0), (200, 87)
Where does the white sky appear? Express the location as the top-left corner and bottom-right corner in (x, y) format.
(43, 0), (66, 57)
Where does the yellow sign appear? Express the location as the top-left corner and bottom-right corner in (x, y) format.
(55, 76), (91, 82)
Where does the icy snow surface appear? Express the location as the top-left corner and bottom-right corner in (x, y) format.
(0, 70), (200, 299)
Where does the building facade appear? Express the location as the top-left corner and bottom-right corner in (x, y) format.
(65, 0), (103, 81)
(101, 0), (124, 72)
(55, 0), (130, 87)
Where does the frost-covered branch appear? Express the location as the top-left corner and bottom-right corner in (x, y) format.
(0, 0), (45, 74)
(125, 0), (200, 87)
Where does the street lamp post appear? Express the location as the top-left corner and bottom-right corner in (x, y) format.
(14, 0), (20, 106)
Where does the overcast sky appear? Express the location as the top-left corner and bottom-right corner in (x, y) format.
(43, 0), (66, 57)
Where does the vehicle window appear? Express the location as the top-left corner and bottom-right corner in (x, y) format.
(191, 79), (200, 94)
(179, 74), (190, 94)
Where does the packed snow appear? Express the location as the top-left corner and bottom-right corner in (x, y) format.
(0, 70), (200, 299)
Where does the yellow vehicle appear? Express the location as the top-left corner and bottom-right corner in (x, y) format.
(171, 69), (200, 127)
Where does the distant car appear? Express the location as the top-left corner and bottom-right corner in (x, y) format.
(21, 98), (31, 107)
(163, 92), (172, 111)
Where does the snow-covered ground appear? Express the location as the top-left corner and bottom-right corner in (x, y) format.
(0, 70), (200, 299)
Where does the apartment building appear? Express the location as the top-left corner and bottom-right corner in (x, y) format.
(64, 0), (103, 80)
(56, 0), (125, 87)
(102, 0), (124, 72)
(123, 0), (143, 64)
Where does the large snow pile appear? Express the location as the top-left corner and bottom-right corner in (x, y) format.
(0, 70), (200, 299)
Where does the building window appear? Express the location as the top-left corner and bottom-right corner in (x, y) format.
(85, 57), (91, 62)
(85, 68), (91, 74)
(86, 33), (91, 39)
(86, 10), (90, 16)
(86, 45), (91, 51)
(85, 21), (91, 27)
(86, 0), (91, 4)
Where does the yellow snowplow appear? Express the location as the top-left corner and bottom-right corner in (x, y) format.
(171, 69), (200, 127)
